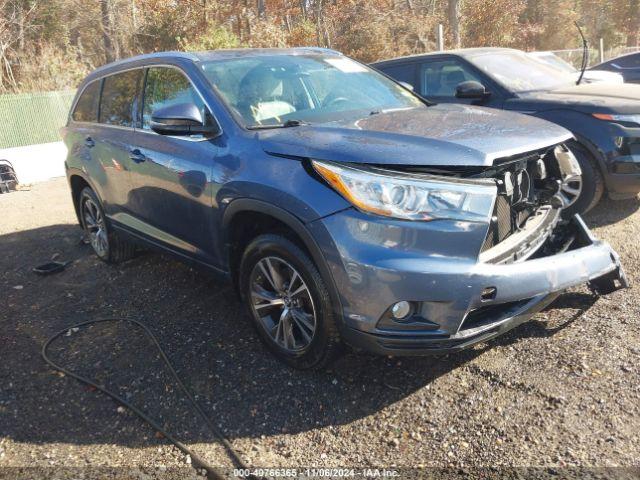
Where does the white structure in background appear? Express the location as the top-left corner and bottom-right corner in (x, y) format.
(0, 141), (67, 185)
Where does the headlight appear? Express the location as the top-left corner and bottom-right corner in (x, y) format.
(312, 160), (496, 222)
(554, 145), (582, 177)
(593, 113), (640, 127)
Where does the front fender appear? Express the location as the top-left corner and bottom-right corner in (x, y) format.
(214, 150), (349, 223)
(529, 109), (612, 176)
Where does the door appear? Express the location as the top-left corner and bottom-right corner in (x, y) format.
(68, 79), (104, 196)
(127, 65), (218, 264)
(92, 69), (143, 217)
(416, 57), (498, 106)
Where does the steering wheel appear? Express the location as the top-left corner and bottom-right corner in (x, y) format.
(324, 96), (350, 107)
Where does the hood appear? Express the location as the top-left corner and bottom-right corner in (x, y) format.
(516, 83), (640, 114)
(257, 104), (571, 167)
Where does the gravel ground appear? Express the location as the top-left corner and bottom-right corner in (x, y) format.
(1, 178), (639, 479)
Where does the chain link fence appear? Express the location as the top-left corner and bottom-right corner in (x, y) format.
(0, 90), (75, 149)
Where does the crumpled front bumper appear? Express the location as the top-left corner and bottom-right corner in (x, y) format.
(310, 211), (627, 356)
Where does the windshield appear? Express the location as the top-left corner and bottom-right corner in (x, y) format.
(201, 54), (423, 128)
(469, 51), (576, 93)
(530, 53), (577, 74)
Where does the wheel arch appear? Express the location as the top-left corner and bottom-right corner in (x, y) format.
(68, 169), (99, 226)
(531, 109), (610, 189)
(222, 199), (343, 319)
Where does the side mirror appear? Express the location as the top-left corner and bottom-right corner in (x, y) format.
(398, 81), (414, 91)
(455, 81), (490, 99)
(150, 103), (220, 136)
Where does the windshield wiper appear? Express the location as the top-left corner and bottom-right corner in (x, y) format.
(248, 119), (310, 130)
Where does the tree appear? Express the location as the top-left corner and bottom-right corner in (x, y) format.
(99, 0), (117, 63)
(0, 0), (637, 94)
(448, 0), (460, 48)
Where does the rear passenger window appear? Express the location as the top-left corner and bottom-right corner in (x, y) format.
(142, 67), (204, 130)
(99, 70), (142, 127)
(72, 80), (101, 123)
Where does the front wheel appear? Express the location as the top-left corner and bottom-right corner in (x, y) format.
(239, 234), (342, 369)
(561, 141), (605, 217)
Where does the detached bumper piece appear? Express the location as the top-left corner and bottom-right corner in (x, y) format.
(0, 159), (18, 193)
(344, 215), (628, 356)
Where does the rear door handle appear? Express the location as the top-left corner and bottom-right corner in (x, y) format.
(85, 137), (95, 148)
(129, 149), (146, 163)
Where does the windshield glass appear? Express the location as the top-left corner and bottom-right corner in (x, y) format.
(469, 51), (576, 93)
(201, 54), (423, 128)
(530, 53), (577, 74)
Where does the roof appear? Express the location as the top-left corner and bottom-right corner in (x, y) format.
(372, 47), (521, 65)
(193, 47), (341, 61)
(89, 47), (342, 77)
(592, 50), (640, 68)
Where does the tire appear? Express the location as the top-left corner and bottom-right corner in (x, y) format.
(561, 140), (605, 217)
(78, 187), (136, 263)
(239, 234), (342, 369)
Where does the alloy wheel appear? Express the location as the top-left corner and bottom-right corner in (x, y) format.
(560, 173), (583, 208)
(82, 197), (109, 258)
(249, 256), (317, 352)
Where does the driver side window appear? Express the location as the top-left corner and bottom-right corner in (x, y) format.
(142, 67), (204, 130)
(419, 59), (481, 98)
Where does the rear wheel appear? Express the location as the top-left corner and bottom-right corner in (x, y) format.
(79, 187), (135, 263)
(561, 141), (604, 217)
(239, 234), (341, 369)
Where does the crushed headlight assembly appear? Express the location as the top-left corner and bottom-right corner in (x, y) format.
(312, 160), (497, 222)
(554, 144), (582, 177)
(593, 113), (640, 127)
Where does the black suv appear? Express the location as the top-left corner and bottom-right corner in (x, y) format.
(373, 48), (640, 215)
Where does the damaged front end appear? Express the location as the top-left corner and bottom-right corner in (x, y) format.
(393, 141), (628, 293)
(315, 141), (628, 356)
(396, 143), (584, 264)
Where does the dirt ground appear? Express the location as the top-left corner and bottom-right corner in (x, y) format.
(1, 178), (639, 479)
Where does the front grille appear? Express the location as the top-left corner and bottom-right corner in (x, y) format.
(460, 298), (533, 332)
(479, 147), (560, 254)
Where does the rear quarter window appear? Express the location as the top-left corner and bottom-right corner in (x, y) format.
(72, 80), (101, 123)
(99, 70), (143, 127)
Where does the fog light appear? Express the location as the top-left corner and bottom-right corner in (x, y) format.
(391, 301), (412, 319)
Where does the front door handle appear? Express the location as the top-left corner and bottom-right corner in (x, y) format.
(85, 136), (95, 148)
(129, 149), (146, 163)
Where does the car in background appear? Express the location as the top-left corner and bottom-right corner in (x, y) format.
(373, 48), (640, 215)
(590, 51), (640, 84)
(64, 48), (627, 368)
(529, 51), (624, 84)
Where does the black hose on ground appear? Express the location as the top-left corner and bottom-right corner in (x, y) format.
(41, 317), (254, 480)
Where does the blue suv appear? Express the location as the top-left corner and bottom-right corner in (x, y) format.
(64, 48), (627, 368)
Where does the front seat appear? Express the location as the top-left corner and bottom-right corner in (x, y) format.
(237, 67), (296, 123)
(438, 69), (466, 96)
